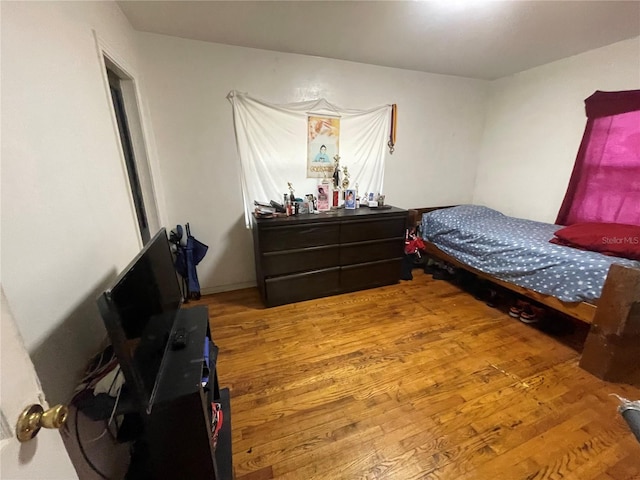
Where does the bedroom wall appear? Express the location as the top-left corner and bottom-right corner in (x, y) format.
(473, 37), (640, 223)
(1, 1), (159, 404)
(135, 32), (489, 293)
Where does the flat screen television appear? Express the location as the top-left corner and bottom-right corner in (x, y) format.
(97, 228), (182, 414)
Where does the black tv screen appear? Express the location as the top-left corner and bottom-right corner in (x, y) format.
(97, 228), (182, 413)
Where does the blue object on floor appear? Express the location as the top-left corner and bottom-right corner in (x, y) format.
(172, 223), (208, 300)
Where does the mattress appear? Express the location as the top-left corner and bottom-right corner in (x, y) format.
(421, 205), (640, 302)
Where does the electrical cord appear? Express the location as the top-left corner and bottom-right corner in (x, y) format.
(75, 407), (110, 480)
(71, 347), (118, 406)
(89, 368), (123, 443)
(70, 346), (123, 479)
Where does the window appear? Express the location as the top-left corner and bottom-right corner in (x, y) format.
(556, 90), (640, 226)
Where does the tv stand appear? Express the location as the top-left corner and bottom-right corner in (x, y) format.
(131, 305), (232, 479)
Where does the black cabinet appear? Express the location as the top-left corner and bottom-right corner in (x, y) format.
(252, 206), (408, 307)
(137, 306), (232, 480)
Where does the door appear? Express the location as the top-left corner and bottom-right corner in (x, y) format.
(0, 287), (77, 479)
(107, 68), (151, 244)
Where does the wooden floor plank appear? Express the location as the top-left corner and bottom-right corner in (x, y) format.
(190, 270), (640, 479)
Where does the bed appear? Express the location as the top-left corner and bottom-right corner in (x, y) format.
(408, 205), (640, 382)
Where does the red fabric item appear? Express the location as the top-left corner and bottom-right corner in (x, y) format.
(551, 222), (640, 260)
(556, 90), (640, 226)
(404, 228), (425, 255)
(404, 237), (425, 255)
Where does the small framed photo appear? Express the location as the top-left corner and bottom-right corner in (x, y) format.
(345, 189), (356, 210)
(316, 184), (331, 212)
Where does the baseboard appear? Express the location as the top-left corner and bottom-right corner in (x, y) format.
(199, 281), (256, 296)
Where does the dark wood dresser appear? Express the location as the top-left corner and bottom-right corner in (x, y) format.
(252, 206), (408, 307)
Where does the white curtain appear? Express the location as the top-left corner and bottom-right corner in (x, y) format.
(228, 91), (391, 227)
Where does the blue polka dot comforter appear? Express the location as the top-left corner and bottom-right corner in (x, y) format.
(421, 205), (640, 302)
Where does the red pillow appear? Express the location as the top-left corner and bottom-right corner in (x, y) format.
(551, 222), (640, 261)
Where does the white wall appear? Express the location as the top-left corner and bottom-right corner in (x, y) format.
(473, 37), (640, 223)
(135, 33), (489, 293)
(1, 1), (155, 403)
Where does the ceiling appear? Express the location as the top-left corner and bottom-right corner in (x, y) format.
(118, 1), (640, 80)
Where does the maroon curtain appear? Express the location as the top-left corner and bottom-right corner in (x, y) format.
(556, 90), (640, 226)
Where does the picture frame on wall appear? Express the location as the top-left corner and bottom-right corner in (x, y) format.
(345, 189), (356, 210)
(307, 115), (340, 178)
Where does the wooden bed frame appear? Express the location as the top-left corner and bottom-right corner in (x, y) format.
(408, 206), (640, 383)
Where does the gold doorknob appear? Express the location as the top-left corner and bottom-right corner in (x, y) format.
(16, 404), (68, 443)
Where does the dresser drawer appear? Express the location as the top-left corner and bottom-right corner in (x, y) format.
(340, 238), (404, 266)
(253, 207), (407, 307)
(340, 217), (406, 243)
(265, 267), (340, 307)
(260, 223), (340, 252)
(340, 258), (402, 292)
(262, 245), (340, 276)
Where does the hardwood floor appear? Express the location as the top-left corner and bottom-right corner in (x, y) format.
(194, 270), (640, 479)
